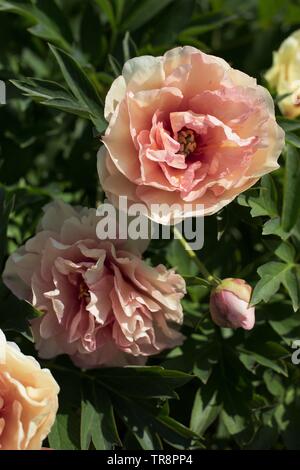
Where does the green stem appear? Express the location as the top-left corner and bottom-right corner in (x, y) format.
(173, 227), (218, 285)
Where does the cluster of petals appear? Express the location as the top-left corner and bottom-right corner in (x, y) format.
(99, 46), (284, 224)
(3, 201), (185, 369)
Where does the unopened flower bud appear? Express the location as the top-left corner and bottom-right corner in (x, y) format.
(209, 278), (255, 330)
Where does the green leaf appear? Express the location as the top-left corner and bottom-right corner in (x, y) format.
(81, 381), (120, 450)
(282, 267), (300, 312)
(254, 175), (278, 217)
(190, 383), (221, 435)
(29, 0), (73, 45)
(277, 116), (300, 132)
(122, 31), (137, 62)
(166, 239), (198, 276)
(0, 1), (36, 20)
(113, 397), (162, 450)
(238, 175), (278, 218)
(263, 370), (285, 398)
(193, 340), (218, 384)
(80, 385), (96, 450)
(11, 77), (71, 101)
(0, 0), (73, 49)
(262, 217), (289, 239)
(80, 3), (105, 63)
(268, 302), (300, 342)
(276, 387), (300, 449)
(122, 0), (174, 32)
(114, 396), (201, 450)
(108, 54), (121, 77)
(156, 413), (202, 449)
(285, 132), (300, 148)
(97, 366), (193, 399)
(274, 241), (295, 263)
(11, 78), (93, 119)
(216, 350), (254, 438)
(48, 412), (80, 450)
(246, 411), (279, 450)
(94, 0), (116, 29)
(251, 261), (294, 306)
(240, 348), (288, 376)
(179, 14), (237, 37)
(282, 144), (300, 232)
(151, 0), (196, 45)
(40, 97), (92, 119)
(243, 329), (289, 376)
(114, 0), (125, 24)
(49, 44), (105, 130)
(0, 282), (41, 336)
(47, 365), (81, 451)
(0, 188), (14, 269)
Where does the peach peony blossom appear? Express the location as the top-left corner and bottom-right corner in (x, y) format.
(98, 46), (284, 224)
(0, 329), (59, 450)
(265, 30), (300, 118)
(209, 278), (255, 330)
(3, 201), (185, 369)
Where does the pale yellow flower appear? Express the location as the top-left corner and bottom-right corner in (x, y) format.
(265, 30), (300, 118)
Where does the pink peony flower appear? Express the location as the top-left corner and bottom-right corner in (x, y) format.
(98, 46), (284, 224)
(0, 329), (59, 450)
(3, 201), (185, 369)
(209, 278), (255, 330)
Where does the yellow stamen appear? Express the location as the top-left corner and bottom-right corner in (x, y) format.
(177, 129), (197, 156)
(78, 282), (91, 303)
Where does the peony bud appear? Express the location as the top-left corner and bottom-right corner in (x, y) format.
(209, 278), (255, 330)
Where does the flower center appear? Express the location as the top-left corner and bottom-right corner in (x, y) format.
(78, 281), (91, 303)
(177, 128), (197, 156)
